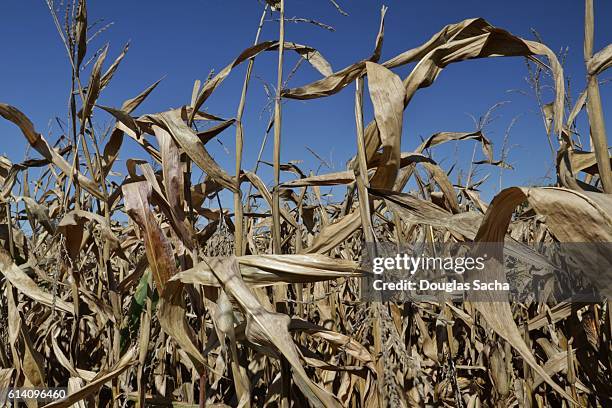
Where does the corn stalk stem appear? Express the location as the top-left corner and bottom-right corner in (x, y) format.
(271, 5), (290, 407)
(272, 0), (285, 254)
(354, 78), (374, 243)
(356, 78), (386, 408)
(234, 5), (268, 256)
(586, 76), (612, 193)
(584, 0), (612, 193)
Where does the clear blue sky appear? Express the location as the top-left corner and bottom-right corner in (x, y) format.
(1, 0), (611, 203)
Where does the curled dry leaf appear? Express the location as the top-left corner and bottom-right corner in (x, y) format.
(123, 181), (208, 375)
(171, 253), (363, 287)
(471, 186), (612, 405)
(189, 41), (334, 123)
(42, 347), (138, 408)
(203, 256), (343, 408)
(0, 104), (103, 200)
(0, 248), (73, 314)
(365, 61), (405, 190)
(280, 171), (356, 187)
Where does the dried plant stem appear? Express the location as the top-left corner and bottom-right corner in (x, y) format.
(4, 201), (14, 259)
(272, 0), (285, 254)
(584, 0), (612, 193)
(271, 3), (290, 406)
(136, 273), (152, 408)
(354, 78), (374, 244)
(354, 80), (368, 189)
(234, 5), (268, 256)
(328, 0), (348, 16)
(354, 77), (385, 408)
(245, 115), (273, 215)
(586, 78), (612, 192)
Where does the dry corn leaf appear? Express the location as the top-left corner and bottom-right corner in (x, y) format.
(123, 181), (208, 375)
(154, 110), (237, 192)
(172, 254), (362, 287)
(0, 248), (73, 314)
(203, 256), (343, 408)
(189, 41), (333, 123)
(280, 171), (355, 187)
(42, 347), (138, 408)
(0, 104), (103, 200)
(472, 186), (612, 404)
(587, 43), (612, 75)
(365, 62), (405, 190)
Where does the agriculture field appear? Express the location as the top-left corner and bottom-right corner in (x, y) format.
(0, 0), (611, 407)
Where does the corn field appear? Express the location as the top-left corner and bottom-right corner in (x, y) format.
(1, 0), (612, 407)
